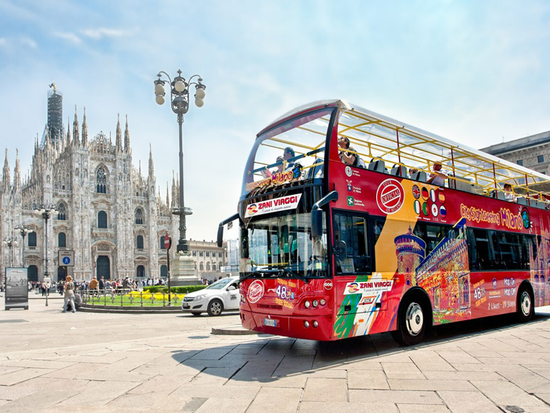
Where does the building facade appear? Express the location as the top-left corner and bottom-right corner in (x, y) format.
(481, 130), (550, 176)
(0, 88), (227, 283)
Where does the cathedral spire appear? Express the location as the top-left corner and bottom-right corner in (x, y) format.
(124, 115), (131, 153)
(14, 149), (21, 191)
(3, 149), (10, 192)
(82, 107), (88, 147)
(148, 144), (155, 177)
(73, 105), (80, 146)
(171, 171), (177, 208)
(116, 114), (122, 151)
(166, 183), (170, 208)
(66, 117), (72, 146)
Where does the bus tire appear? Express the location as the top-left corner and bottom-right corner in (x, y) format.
(517, 285), (534, 323)
(392, 293), (430, 346)
(207, 299), (224, 316)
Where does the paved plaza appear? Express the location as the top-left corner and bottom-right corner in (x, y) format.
(0, 294), (550, 413)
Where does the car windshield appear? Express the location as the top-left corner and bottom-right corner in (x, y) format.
(206, 278), (234, 290)
(240, 211), (328, 281)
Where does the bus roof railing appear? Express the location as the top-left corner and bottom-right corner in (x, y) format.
(255, 99), (550, 206)
(332, 100), (550, 205)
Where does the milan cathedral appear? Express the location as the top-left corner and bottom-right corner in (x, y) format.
(0, 86), (184, 283)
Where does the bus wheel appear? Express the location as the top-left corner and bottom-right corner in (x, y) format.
(207, 299), (223, 316)
(517, 287), (534, 322)
(392, 295), (428, 346)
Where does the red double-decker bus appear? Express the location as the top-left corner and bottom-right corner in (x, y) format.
(218, 100), (550, 345)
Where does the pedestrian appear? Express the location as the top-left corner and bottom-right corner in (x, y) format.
(98, 276), (105, 292)
(62, 275), (76, 313)
(89, 275), (99, 296)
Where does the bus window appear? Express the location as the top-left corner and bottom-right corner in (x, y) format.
(467, 228), (492, 270)
(413, 222), (450, 256)
(334, 213), (371, 275)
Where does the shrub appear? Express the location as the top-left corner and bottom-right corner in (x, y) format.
(143, 285), (206, 294)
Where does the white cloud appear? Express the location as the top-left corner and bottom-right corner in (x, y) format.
(80, 28), (132, 40)
(55, 32), (82, 45)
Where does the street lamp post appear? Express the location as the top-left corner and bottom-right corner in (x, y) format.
(154, 69), (206, 254)
(3, 238), (18, 267)
(14, 226), (33, 268)
(35, 205), (58, 307)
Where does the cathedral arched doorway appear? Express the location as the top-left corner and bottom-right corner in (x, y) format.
(57, 266), (67, 281)
(97, 256), (111, 279)
(136, 265), (145, 278)
(28, 265), (38, 282)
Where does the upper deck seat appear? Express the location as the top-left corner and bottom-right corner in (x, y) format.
(390, 165), (408, 178)
(306, 158), (324, 180)
(410, 170), (427, 182)
(450, 176), (474, 192)
(368, 159), (386, 173)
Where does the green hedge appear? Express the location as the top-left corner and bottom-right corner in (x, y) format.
(144, 285), (206, 294)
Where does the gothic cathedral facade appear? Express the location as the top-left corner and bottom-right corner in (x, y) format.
(0, 89), (186, 283)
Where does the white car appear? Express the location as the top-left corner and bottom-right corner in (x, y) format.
(181, 277), (240, 316)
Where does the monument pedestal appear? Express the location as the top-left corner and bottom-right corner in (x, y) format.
(170, 251), (199, 286)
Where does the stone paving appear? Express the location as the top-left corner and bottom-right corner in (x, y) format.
(1, 294), (550, 412)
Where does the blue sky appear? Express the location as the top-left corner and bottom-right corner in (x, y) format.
(1, 0), (549, 240)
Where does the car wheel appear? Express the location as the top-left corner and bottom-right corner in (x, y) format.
(517, 286), (534, 322)
(191, 312), (202, 316)
(207, 299), (223, 316)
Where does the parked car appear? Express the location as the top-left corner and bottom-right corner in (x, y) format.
(181, 276), (240, 316)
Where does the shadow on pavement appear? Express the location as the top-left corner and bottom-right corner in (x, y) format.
(170, 311), (550, 382)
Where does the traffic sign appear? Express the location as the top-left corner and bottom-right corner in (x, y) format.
(164, 234), (172, 250)
(58, 250), (75, 267)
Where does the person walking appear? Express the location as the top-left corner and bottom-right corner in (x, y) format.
(62, 275), (77, 313)
(89, 275), (99, 296)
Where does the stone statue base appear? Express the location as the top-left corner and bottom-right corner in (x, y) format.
(169, 251), (199, 286)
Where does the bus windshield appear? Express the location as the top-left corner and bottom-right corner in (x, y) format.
(242, 107), (333, 197)
(240, 211), (328, 280)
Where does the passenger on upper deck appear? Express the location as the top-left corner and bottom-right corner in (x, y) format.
(427, 161), (447, 186)
(262, 156), (284, 179)
(337, 136), (366, 168)
(283, 146), (295, 167)
(503, 183), (517, 203)
(283, 146), (303, 180)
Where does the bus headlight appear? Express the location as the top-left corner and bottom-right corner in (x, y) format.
(312, 300), (318, 307)
(304, 301), (311, 308)
(304, 321), (310, 328)
(320, 299), (326, 306)
(313, 320), (319, 328)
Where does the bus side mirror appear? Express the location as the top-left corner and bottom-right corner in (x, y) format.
(311, 190), (339, 238)
(312, 208), (323, 238)
(217, 224), (224, 248)
(217, 213), (240, 248)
